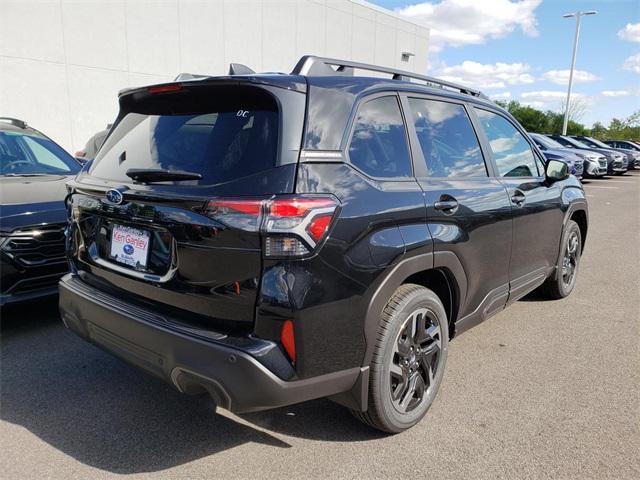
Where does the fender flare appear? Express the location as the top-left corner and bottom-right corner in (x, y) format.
(331, 250), (468, 412)
(361, 250), (467, 367)
(551, 196), (588, 281)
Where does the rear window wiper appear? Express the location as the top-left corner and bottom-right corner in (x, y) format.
(125, 168), (202, 183)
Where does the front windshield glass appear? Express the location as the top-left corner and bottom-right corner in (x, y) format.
(535, 135), (565, 149)
(563, 137), (591, 149)
(0, 130), (80, 176)
(583, 137), (611, 149)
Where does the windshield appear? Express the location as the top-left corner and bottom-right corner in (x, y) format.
(533, 134), (565, 149)
(560, 136), (591, 149)
(90, 88), (280, 186)
(581, 137), (611, 149)
(0, 130), (80, 176)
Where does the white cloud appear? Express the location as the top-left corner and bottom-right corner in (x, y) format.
(623, 53), (640, 74)
(519, 90), (586, 110)
(521, 100), (546, 109)
(490, 91), (512, 100)
(542, 69), (600, 85)
(434, 61), (535, 89)
(618, 23), (640, 43)
(601, 90), (630, 97)
(396, 0), (542, 52)
(521, 91), (581, 101)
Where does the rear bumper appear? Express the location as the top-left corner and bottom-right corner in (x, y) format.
(58, 274), (359, 413)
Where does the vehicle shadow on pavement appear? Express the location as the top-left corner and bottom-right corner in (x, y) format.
(518, 289), (548, 302)
(0, 300), (380, 474)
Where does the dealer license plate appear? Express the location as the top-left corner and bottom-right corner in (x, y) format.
(109, 224), (150, 268)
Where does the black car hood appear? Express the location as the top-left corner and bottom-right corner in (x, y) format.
(0, 175), (71, 232)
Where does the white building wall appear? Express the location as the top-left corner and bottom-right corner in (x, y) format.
(0, 0), (429, 152)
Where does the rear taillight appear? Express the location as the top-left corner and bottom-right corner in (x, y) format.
(204, 196), (339, 257)
(148, 83), (182, 94)
(204, 198), (264, 232)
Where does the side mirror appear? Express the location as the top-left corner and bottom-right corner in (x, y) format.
(546, 159), (569, 182)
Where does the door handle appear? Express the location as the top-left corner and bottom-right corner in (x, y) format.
(434, 197), (459, 214)
(511, 190), (526, 206)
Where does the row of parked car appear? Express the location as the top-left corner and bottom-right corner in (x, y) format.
(530, 132), (640, 178)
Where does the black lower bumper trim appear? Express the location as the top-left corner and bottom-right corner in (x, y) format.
(0, 285), (59, 306)
(59, 274), (359, 413)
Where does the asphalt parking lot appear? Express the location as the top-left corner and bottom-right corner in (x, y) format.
(1, 173), (638, 480)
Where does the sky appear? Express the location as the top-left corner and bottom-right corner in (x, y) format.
(368, 0), (640, 127)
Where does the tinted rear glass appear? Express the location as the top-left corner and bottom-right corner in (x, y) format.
(90, 89), (279, 185)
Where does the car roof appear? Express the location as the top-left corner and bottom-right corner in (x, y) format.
(0, 118), (43, 137)
(0, 118), (27, 132)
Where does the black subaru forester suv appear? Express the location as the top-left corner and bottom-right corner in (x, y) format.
(60, 56), (588, 433)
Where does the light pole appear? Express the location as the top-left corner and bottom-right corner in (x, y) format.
(562, 10), (597, 135)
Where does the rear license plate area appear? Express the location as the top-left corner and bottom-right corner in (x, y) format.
(109, 224), (151, 269)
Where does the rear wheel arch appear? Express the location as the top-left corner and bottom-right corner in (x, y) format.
(403, 268), (459, 339)
(363, 253), (466, 367)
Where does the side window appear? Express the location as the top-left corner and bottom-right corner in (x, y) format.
(474, 108), (539, 177)
(408, 98), (486, 178)
(348, 96), (412, 178)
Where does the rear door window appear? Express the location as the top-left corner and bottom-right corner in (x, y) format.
(90, 89), (279, 185)
(348, 96), (412, 178)
(408, 98), (487, 178)
(474, 108), (540, 177)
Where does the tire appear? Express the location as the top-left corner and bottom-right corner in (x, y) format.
(542, 219), (582, 299)
(352, 284), (449, 433)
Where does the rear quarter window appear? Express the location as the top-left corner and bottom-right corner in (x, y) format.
(347, 96), (412, 178)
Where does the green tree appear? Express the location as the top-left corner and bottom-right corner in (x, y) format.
(497, 100), (550, 132)
(590, 122), (607, 139)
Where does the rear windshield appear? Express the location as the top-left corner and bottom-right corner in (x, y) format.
(90, 88), (279, 185)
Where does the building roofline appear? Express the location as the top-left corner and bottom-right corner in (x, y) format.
(349, 0), (430, 32)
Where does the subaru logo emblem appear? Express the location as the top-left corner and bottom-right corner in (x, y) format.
(105, 189), (124, 205)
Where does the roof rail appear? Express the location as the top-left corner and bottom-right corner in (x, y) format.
(291, 55), (485, 98)
(0, 117), (27, 129)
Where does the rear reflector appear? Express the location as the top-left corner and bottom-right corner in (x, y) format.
(148, 84), (183, 94)
(280, 320), (296, 363)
